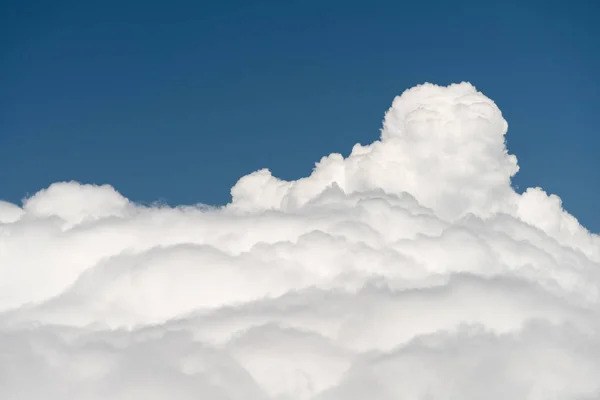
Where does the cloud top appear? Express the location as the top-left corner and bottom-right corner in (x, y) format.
(231, 82), (518, 220)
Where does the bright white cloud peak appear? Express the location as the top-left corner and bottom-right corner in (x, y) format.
(1, 82), (599, 399)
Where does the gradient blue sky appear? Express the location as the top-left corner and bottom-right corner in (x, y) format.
(1, 0), (599, 231)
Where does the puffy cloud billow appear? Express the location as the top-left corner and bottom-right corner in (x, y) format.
(1, 82), (600, 399)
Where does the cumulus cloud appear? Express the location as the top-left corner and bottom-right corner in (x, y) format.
(1, 82), (599, 399)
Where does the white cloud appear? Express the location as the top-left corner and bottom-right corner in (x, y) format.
(1, 82), (599, 399)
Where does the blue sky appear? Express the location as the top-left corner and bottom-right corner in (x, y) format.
(1, 0), (599, 231)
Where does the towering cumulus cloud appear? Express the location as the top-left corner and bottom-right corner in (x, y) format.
(1, 82), (599, 399)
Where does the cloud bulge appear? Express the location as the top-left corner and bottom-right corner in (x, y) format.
(1, 82), (599, 399)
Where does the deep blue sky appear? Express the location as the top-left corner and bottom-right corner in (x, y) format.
(1, 0), (599, 231)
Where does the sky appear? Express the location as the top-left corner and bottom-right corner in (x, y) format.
(1, 0), (599, 232)
(2, 2), (600, 397)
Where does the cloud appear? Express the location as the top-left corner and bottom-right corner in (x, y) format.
(1, 82), (599, 399)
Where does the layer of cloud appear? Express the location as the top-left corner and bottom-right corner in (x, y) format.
(1, 82), (599, 399)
